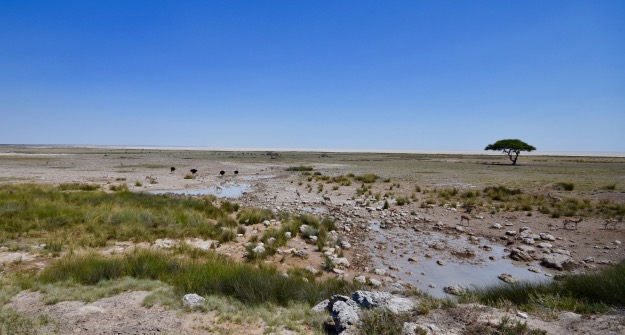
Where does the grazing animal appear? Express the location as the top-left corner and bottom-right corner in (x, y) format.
(234, 170), (239, 175)
(604, 218), (623, 230)
(460, 214), (471, 225)
(563, 217), (583, 230)
(190, 169), (198, 174)
(219, 170), (225, 176)
(546, 193), (562, 203)
(323, 195), (331, 203)
(170, 167), (176, 173)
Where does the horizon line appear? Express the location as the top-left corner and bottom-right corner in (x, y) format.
(2, 144), (625, 158)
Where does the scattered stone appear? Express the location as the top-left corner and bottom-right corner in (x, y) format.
(354, 275), (367, 284)
(443, 284), (464, 295)
(408, 256), (418, 262)
(583, 257), (595, 263)
(373, 268), (386, 276)
(352, 291), (415, 313)
(369, 278), (382, 287)
(528, 267), (542, 273)
(517, 311), (528, 319)
(491, 223), (503, 229)
(541, 253), (574, 270)
(539, 233), (556, 241)
(340, 240), (352, 249)
(522, 238), (535, 245)
(293, 249), (308, 258)
(252, 245), (266, 254)
(436, 260), (445, 266)
(285, 231), (292, 239)
(182, 293), (205, 309)
(498, 273), (517, 283)
(537, 242), (552, 249)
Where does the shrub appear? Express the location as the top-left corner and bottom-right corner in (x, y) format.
(109, 184), (129, 192)
(286, 166), (313, 171)
(354, 174), (378, 183)
(554, 182), (575, 191)
(58, 183), (100, 191)
(237, 208), (272, 225)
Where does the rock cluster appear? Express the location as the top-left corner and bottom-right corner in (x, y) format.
(312, 290), (415, 334)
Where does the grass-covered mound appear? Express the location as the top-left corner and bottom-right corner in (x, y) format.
(37, 248), (357, 306)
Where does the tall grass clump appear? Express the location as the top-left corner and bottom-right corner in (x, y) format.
(237, 208), (273, 225)
(37, 249), (358, 307)
(483, 185), (522, 201)
(0, 184), (242, 246)
(470, 262), (625, 314)
(354, 174), (378, 183)
(58, 183), (100, 191)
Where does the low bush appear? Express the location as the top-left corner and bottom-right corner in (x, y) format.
(554, 182), (575, 191)
(354, 174), (378, 183)
(286, 166), (313, 171)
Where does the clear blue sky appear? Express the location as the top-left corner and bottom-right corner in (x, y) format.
(1, 1), (624, 152)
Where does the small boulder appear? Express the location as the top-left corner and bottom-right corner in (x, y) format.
(443, 284), (464, 295)
(182, 293), (205, 309)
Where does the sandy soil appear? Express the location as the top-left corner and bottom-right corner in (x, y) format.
(1, 146), (624, 334)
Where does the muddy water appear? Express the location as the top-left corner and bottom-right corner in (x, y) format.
(366, 221), (551, 298)
(150, 183), (249, 198)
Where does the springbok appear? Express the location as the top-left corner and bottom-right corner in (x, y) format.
(460, 214), (471, 225)
(546, 193), (562, 203)
(604, 218), (623, 230)
(563, 217), (583, 230)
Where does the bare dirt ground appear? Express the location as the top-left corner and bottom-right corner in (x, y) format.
(1, 146), (625, 334)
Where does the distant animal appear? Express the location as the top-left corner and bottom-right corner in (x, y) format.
(604, 218), (623, 230)
(323, 195), (331, 203)
(546, 193), (562, 203)
(190, 169), (197, 174)
(460, 214), (471, 225)
(563, 217), (583, 230)
(170, 167), (176, 173)
(234, 170), (239, 175)
(219, 170), (225, 176)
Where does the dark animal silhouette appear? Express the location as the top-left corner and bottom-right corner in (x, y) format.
(219, 170), (225, 176)
(190, 169), (198, 174)
(234, 170), (239, 175)
(170, 167), (176, 173)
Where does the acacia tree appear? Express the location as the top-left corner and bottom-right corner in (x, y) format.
(485, 139), (536, 165)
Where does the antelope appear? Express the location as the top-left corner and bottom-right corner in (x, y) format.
(563, 217), (583, 230)
(460, 214), (471, 225)
(546, 193), (562, 203)
(604, 218), (623, 230)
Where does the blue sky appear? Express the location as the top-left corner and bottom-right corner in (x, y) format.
(1, 1), (624, 152)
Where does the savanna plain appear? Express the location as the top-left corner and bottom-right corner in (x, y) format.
(0, 145), (624, 335)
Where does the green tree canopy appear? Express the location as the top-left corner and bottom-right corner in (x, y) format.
(485, 139), (536, 165)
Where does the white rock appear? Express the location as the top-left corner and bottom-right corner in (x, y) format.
(182, 293), (205, 308)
